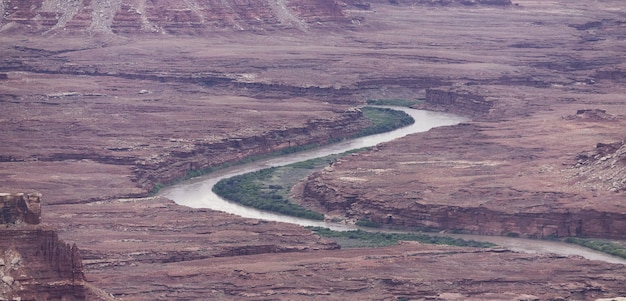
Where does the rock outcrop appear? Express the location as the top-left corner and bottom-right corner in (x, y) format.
(0, 192), (41, 225)
(1, 230), (86, 300)
(421, 87), (493, 116)
(0, 193), (88, 300)
(574, 140), (626, 193)
(299, 109), (626, 239)
(133, 107), (367, 192)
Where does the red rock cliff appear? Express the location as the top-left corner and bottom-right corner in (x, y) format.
(423, 87), (493, 116)
(1, 193), (87, 300)
(0, 192), (41, 225)
(0, 0), (347, 34)
(134, 107), (367, 192)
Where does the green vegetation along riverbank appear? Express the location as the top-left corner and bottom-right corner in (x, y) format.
(356, 107), (415, 137)
(213, 167), (325, 220)
(153, 106), (413, 194)
(309, 227), (496, 249)
(212, 106), (415, 219)
(564, 237), (626, 259)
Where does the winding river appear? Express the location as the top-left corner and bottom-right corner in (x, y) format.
(159, 107), (626, 265)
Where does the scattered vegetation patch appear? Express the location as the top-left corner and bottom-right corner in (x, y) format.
(211, 107), (416, 218)
(151, 182), (165, 194)
(213, 167), (326, 220)
(355, 217), (382, 228)
(309, 227), (497, 249)
(153, 107), (414, 195)
(564, 237), (626, 259)
(213, 148), (369, 219)
(357, 107), (414, 137)
(366, 99), (425, 107)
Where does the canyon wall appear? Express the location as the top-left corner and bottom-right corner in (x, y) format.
(1, 230), (86, 300)
(299, 94), (626, 240)
(134, 107), (367, 192)
(0, 0), (514, 35)
(422, 87), (493, 116)
(0, 0), (347, 34)
(302, 176), (626, 239)
(1, 193), (87, 300)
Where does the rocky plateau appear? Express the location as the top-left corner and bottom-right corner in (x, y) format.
(1, 0), (626, 300)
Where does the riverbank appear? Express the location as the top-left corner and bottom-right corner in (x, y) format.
(210, 106), (414, 220)
(155, 106), (414, 195)
(3, 0), (626, 299)
(209, 135), (626, 263)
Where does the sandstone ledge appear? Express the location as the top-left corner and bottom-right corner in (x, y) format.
(300, 98), (626, 239)
(80, 242), (626, 300)
(1, 193), (87, 300)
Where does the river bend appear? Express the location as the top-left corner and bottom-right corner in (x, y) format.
(159, 107), (626, 265)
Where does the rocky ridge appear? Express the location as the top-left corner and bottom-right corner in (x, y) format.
(0, 72), (369, 203)
(300, 86), (626, 239)
(0, 0), (515, 35)
(0, 0), (346, 34)
(1, 193), (88, 300)
(89, 242), (626, 300)
(573, 139), (626, 193)
(44, 196), (343, 300)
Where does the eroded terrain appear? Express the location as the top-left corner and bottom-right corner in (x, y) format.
(1, 0), (626, 299)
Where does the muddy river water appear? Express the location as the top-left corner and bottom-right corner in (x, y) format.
(160, 107), (626, 265)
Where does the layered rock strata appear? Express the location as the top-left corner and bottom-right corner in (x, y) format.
(0, 0), (346, 34)
(1, 0), (625, 299)
(0, 0), (515, 35)
(422, 87), (493, 116)
(0, 71), (369, 203)
(43, 197), (341, 299)
(133, 107), (366, 192)
(367, 0), (512, 5)
(0, 192), (41, 225)
(300, 102), (626, 239)
(78, 242), (626, 300)
(1, 193), (87, 300)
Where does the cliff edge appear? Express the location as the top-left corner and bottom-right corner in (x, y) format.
(1, 193), (88, 301)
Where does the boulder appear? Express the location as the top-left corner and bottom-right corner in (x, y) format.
(0, 193), (41, 225)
